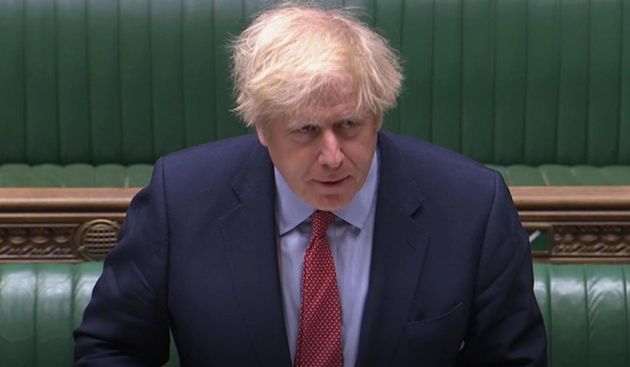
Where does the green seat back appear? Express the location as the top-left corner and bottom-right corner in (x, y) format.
(1, 0), (628, 166)
(2, 163), (629, 187)
(0, 163), (152, 187)
(489, 164), (630, 186)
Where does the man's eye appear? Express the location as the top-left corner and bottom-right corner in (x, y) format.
(341, 119), (359, 129)
(295, 125), (317, 134)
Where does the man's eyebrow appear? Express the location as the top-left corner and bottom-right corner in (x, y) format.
(286, 112), (368, 129)
(287, 120), (317, 129)
(338, 113), (370, 122)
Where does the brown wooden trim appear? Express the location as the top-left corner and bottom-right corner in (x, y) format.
(0, 189), (133, 262)
(1, 186), (629, 262)
(519, 211), (630, 222)
(533, 258), (630, 264)
(1, 186), (628, 212)
(0, 219), (124, 263)
(510, 186), (630, 210)
(0, 213), (126, 221)
(0, 188), (138, 212)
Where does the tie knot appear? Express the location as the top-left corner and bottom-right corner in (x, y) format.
(311, 210), (334, 238)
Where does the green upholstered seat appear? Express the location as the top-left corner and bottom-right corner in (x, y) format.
(2, 163), (629, 188)
(0, 263), (179, 367)
(489, 165), (630, 186)
(0, 263), (100, 366)
(533, 263), (630, 367)
(1, 262), (628, 366)
(0, 164), (152, 188)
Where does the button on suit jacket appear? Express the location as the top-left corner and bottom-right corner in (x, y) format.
(74, 132), (547, 366)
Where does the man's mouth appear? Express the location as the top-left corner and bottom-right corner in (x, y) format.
(315, 176), (349, 186)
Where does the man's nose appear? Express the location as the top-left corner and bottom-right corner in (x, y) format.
(318, 131), (344, 168)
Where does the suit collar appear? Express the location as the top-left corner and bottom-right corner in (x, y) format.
(221, 141), (292, 366)
(356, 132), (431, 366)
(373, 132), (425, 215)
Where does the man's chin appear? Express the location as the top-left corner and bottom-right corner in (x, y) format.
(308, 194), (353, 211)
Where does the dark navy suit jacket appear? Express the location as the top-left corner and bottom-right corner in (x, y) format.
(74, 132), (547, 366)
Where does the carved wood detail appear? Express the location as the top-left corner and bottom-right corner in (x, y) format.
(0, 225), (76, 259)
(0, 220), (123, 262)
(0, 188), (130, 263)
(551, 225), (630, 256)
(0, 187), (629, 262)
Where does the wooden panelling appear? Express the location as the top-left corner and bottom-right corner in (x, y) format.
(1, 187), (629, 262)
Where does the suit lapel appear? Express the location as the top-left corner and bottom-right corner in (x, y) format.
(219, 133), (430, 366)
(220, 143), (292, 366)
(356, 133), (431, 366)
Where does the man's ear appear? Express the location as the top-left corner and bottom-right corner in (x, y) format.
(255, 125), (268, 146)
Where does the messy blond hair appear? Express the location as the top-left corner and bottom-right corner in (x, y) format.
(230, 2), (403, 128)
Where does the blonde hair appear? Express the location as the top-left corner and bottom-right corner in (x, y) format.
(230, 2), (403, 128)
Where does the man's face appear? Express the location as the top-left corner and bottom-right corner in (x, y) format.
(256, 100), (379, 211)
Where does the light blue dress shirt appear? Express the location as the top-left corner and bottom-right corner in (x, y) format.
(274, 152), (379, 367)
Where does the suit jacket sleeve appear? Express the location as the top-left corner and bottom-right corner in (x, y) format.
(457, 172), (547, 366)
(74, 157), (171, 366)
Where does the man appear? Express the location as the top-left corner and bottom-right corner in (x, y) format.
(74, 3), (547, 366)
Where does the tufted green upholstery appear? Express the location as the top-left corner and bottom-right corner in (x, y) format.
(0, 263), (100, 366)
(489, 165), (630, 186)
(0, 164), (152, 188)
(0, 263), (179, 367)
(2, 164), (629, 188)
(1, 262), (629, 366)
(533, 263), (630, 367)
(1, 0), (628, 168)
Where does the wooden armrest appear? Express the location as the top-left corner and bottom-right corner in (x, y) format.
(0, 188), (138, 212)
(511, 186), (630, 210)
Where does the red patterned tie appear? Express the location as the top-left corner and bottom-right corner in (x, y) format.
(295, 210), (343, 367)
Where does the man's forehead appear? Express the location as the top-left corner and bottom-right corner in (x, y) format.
(290, 85), (361, 119)
(257, 80), (380, 131)
(287, 103), (370, 126)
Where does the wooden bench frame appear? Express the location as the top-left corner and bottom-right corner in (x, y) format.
(1, 187), (629, 263)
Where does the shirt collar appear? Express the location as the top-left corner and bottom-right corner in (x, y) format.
(274, 150), (379, 235)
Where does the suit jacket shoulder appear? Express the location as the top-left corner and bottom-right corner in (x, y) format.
(160, 133), (268, 195)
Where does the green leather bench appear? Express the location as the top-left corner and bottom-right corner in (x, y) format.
(1, 262), (628, 367)
(0, 0), (628, 186)
(1, 164), (630, 188)
(533, 264), (630, 366)
(0, 164), (153, 188)
(0, 263), (179, 367)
